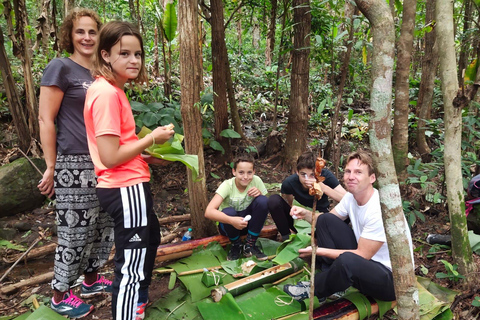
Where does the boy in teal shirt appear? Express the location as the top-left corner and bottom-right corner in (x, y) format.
(205, 154), (269, 260)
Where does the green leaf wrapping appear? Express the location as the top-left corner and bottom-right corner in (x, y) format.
(138, 126), (199, 180)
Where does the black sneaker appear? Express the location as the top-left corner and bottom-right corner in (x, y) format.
(227, 242), (243, 261)
(284, 281), (327, 303)
(243, 244), (268, 261)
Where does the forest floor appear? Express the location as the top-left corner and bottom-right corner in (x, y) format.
(0, 128), (479, 319)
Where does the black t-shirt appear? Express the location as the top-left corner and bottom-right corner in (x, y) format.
(280, 168), (340, 212)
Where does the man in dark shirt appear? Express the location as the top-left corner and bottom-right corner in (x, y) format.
(268, 151), (346, 241)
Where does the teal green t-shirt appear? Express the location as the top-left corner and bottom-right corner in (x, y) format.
(216, 176), (268, 211)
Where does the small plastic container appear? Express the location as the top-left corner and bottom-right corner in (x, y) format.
(182, 228), (193, 241)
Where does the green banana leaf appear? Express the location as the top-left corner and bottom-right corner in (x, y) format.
(273, 233), (311, 265)
(343, 292), (372, 320)
(197, 293), (246, 320)
(162, 2), (177, 42)
(19, 306), (65, 320)
(468, 230), (480, 254)
(137, 126), (199, 180)
(147, 286), (202, 320)
(416, 276), (457, 320)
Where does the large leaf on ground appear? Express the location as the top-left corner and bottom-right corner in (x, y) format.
(416, 276), (457, 320)
(197, 293), (246, 320)
(273, 233), (311, 265)
(21, 306), (65, 320)
(167, 242), (235, 302)
(146, 286), (202, 320)
(468, 230), (480, 254)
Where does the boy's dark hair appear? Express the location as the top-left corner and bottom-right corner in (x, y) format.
(233, 153), (255, 170)
(296, 152), (315, 171)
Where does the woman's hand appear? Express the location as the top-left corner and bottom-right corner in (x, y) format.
(298, 246), (316, 258)
(38, 168), (55, 198)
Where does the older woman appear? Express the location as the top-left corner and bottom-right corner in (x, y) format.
(38, 8), (114, 319)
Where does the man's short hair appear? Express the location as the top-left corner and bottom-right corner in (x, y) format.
(296, 152), (315, 171)
(233, 153), (255, 170)
(346, 150), (375, 176)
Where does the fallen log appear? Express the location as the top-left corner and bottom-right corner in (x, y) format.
(155, 224), (278, 264)
(278, 298), (396, 320)
(158, 214), (191, 225)
(0, 271), (54, 295)
(3, 242), (57, 264)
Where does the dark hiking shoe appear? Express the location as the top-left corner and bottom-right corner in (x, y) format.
(227, 242), (243, 260)
(243, 244), (268, 261)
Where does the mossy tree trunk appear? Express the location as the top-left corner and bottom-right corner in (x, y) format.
(436, 0), (478, 288)
(354, 0), (419, 319)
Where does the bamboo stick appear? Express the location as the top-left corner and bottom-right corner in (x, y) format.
(309, 198), (317, 320)
(158, 214), (191, 225)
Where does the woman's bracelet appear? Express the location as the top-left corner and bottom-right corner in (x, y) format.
(148, 133), (155, 148)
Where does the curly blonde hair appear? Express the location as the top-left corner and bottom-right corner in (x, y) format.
(59, 8), (102, 54)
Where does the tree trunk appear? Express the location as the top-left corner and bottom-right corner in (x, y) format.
(211, 0), (232, 162)
(416, 0), (437, 161)
(33, 0), (50, 53)
(436, 0), (478, 288)
(283, 0), (310, 171)
(265, 0), (277, 66)
(64, 0), (74, 17)
(354, 0), (419, 319)
(178, 0), (218, 239)
(392, 0), (416, 180)
(457, 0), (472, 87)
(325, 6), (358, 176)
(14, 0), (39, 143)
(252, 15), (260, 49)
(153, 26), (159, 78)
(226, 58), (246, 139)
(0, 25), (30, 152)
(272, 0), (290, 131)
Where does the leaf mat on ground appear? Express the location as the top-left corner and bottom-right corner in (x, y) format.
(468, 230), (480, 254)
(137, 126), (199, 180)
(146, 286), (202, 319)
(416, 276), (457, 320)
(167, 242), (235, 302)
(273, 233), (311, 265)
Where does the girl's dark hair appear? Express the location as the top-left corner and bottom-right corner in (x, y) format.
(59, 8), (102, 54)
(233, 154), (255, 170)
(92, 21), (147, 85)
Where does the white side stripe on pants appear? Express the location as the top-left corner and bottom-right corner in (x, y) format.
(117, 248), (146, 320)
(120, 184), (148, 228)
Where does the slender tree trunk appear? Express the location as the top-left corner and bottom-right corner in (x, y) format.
(272, 0), (290, 131)
(211, 0), (232, 162)
(33, 0), (50, 53)
(326, 6), (358, 176)
(392, 0), (416, 180)
(436, 0), (478, 289)
(5, 0), (39, 144)
(64, 0), (74, 17)
(416, 0), (437, 161)
(153, 26), (159, 78)
(178, 0), (217, 238)
(265, 0), (277, 67)
(226, 59), (245, 139)
(354, 0), (419, 319)
(252, 15), (260, 49)
(0, 25), (30, 151)
(458, 0), (472, 87)
(236, 10), (242, 54)
(283, 0), (310, 171)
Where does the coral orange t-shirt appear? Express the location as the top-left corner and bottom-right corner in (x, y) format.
(84, 77), (150, 188)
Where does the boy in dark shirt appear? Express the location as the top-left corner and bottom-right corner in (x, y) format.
(268, 151), (346, 241)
